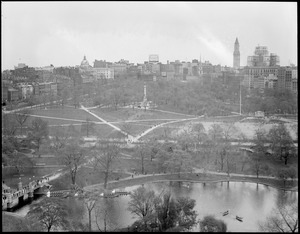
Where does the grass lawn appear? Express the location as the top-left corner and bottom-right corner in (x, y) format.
(113, 120), (170, 136)
(90, 107), (190, 123)
(17, 106), (101, 126)
(2, 167), (62, 189)
(19, 106), (99, 121)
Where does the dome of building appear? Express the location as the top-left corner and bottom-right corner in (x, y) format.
(80, 55), (90, 67)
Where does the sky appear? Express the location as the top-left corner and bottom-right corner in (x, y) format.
(1, 1), (297, 70)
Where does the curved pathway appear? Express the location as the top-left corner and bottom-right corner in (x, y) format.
(80, 103), (204, 143)
(84, 171), (298, 193)
(130, 115), (204, 142)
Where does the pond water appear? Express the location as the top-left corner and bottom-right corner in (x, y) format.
(14, 181), (298, 232)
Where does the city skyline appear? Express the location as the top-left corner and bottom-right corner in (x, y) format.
(2, 2), (297, 70)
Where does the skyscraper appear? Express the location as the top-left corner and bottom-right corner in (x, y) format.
(233, 38), (240, 69)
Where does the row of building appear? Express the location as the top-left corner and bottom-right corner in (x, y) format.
(1, 38), (297, 103)
(2, 81), (60, 103)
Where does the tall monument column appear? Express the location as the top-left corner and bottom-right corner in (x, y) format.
(233, 37), (240, 69)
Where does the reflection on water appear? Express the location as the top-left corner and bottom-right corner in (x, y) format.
(15, 182), (298, 232)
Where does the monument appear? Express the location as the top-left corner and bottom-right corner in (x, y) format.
(141, 83), (149, 110)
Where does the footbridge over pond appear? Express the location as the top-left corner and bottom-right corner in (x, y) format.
(2, 177), (51, 211)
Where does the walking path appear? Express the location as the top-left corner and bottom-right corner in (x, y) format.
(84, 169), (298, 192)
(80, 104), (133, 139)
(130, 115), (203, 142)
(80, 104), (203, 143)
(144, 108), (197, 117)
(20, 114), (102, 124)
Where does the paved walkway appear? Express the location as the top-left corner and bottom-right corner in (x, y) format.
(80, 104), (131, 138)
(84, 166), (298, 192)
(21, 113), (102, 124)
(80, 104), (203, 143)
(149, 108), (197, 117)
(131, 115), (204, 142)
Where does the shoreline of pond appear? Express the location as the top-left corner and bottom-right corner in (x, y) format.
(84, 172), (298, 193)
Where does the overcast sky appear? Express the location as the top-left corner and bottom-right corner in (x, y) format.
(1, 2), (297, 70)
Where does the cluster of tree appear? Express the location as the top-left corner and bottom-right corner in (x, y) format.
(26, 196), (90, 232)
(136, 139), (194, 178)
(243, 88), (297, 115)
(79, 77), (236, 115)
(48, 125), (121, 189)
(147, 120), (296, 179)
(2, 112), (49, 173)
(26, 198), (69, 232)
(251, 123), (296, 169)
(131, 122), (243, 177)
(276, 167), (297, 187)
(199, 215), (227, 232)
(127, 186), (198, 232)
(90, 75), (297, 116)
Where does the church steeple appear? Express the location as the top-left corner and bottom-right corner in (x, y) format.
(233, 37), (240, 69)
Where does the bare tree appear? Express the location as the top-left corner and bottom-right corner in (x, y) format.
(14, 109), (31, 135)
(218, 146), (226, 172)
(250, 154), (263, 179)
(95, 199), (119, 232)
(93, 143), (120, 189)
(110, 87), (121, 110)
(128, 186), (159, 230)
(9, 151), (34, 175)
(60, 139), (85, 185)
(41, 93), (48, 108)
(2, 113), (18, 136)
(222, 122), (237, 141)
(60, 86), (70, 108)
(26, 198), (70, 232)
(276, 169), (290, 188)
(208, 123), (223, 141)
(191, 122), (207, 150)
(28, 117), (49, 152)
(83, 193), (98, 232)
(177, 128), (192, 151)
(163, 150), (194, 178)
(239, 150), (249, 172)
(268, 123), (295, 165)
(259, 201), (298, 233)
(49, 127), (70, 154)
(134, 143), (151, 174)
